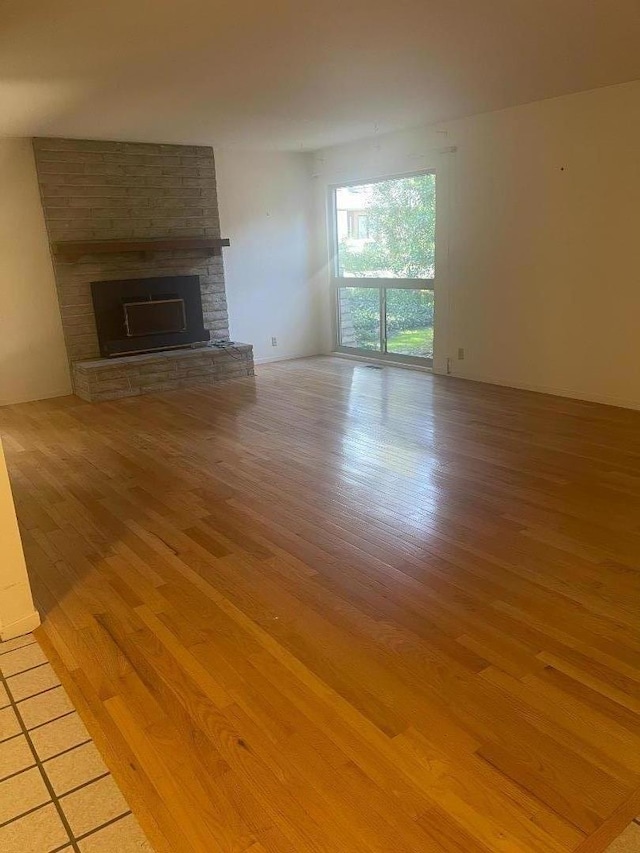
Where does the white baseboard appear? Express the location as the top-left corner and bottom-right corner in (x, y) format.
(1, 383), (73, 407)
(254, 352), (322, 366)
(449, 368), (640, 412)
(243, 350), (640, 412)
(0, 610), (41, 642)
(328, 353), (640, 411)
(331, 352), (433, 374)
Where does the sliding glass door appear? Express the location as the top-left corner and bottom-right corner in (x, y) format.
(337, 285), (434, 360)
(331, 171), (436, 366)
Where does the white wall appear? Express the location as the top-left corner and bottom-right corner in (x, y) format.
(216, 149), (323, 363)
(0, 139), (71, 405)
(313, 80), (640, 409)
(0, 439), (39, 640)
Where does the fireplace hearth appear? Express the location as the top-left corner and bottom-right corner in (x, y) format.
(91, 275), (210, 358)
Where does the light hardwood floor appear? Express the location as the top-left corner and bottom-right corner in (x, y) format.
(2, 356), (640, 852)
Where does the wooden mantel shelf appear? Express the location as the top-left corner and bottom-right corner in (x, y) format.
(52, 237), (231, 261)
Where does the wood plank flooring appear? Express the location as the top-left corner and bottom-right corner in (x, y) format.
(2, 356), (640, 852)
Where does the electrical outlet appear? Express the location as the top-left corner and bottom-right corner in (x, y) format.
(458, 347), (465, 360)
(271, 337), (278, 347)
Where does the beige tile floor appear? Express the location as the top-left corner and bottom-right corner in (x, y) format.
(0, 633), (154, 853)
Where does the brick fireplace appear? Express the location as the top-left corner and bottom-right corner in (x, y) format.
(32, 137), (254, 401)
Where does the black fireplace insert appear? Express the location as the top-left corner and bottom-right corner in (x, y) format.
(91, 275), (210, 357)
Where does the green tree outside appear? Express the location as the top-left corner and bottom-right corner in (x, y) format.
(338, 173), (435, 279)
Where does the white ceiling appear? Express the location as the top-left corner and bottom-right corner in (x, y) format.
(1, 0), (639, 150)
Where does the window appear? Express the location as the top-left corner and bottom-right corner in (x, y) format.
(347, 211), (370, 240)
(331, 172), (436, 363)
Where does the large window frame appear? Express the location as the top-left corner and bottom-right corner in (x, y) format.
(329, 170), (436, 367)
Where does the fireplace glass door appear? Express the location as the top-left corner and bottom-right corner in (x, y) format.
(124, 298), (187, 337)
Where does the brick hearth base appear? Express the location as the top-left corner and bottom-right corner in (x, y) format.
(72, 343), (254, 402)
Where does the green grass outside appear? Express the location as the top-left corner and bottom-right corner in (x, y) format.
(351, 326), (433, 357)
(386, 327), (433, 357)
